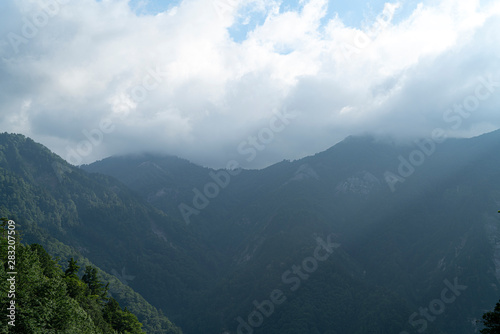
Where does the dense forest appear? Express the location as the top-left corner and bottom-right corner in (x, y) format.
(0, 218), (143, 333)
(3, 132), (500, 332)
(0, 133), (183, 333)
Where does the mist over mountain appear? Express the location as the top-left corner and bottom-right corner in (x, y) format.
(2, 0), (500, 333)
(2, 128), (500, 333)
(1, 0), (499, 168)
(82, 128), (500, 333)
(0, 132), (184, 333)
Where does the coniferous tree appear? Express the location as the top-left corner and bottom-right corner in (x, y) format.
(64, 257), (80, 279)
(481, 300), (500, 334)
(82, 265), (109, 299)
(64, 258), (87, 300)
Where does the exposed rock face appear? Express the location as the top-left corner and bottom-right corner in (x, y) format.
(290, 164), (320, 182)
(335, 171), (381, 196)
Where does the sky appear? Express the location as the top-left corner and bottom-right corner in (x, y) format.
(0, 0), (499, 169)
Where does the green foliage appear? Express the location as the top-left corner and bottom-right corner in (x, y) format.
(4, 130), (500, 334)
(0, 232), (143, 333)
(28, 243), (61, 278)
(481, 300), (500, 333)
(85, 132), (500, 334)
(82, 265), (109, 299)
(65, 257), (80, 279)
(104, 299), (143, 334)
(0, 232), (99, 333)
(0, 133), (182, 334)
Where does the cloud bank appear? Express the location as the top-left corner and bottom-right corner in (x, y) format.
(0, 0), (499, 168)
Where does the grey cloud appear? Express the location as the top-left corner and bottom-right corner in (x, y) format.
(0, 0), (499, 169)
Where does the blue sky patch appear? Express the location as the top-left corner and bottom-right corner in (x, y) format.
(128, 0), (182, 15)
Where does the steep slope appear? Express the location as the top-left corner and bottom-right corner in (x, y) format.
(0, 236), (144, 333)
(0, 133), (191, 333)
(82, 153), (212, 224)
(85, 129), (500, 333)
(4, 130), (500, 333)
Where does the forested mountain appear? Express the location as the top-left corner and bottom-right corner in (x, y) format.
(2, 130), (500, 333)
(0, 133), (183, 333)
(0, 231), (143, 333)
(85, 129), (500, 333)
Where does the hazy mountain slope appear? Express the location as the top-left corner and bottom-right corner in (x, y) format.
(0, 133), (189, 333)
(4, 130), (500, 333)
(84, 129), (500, 333)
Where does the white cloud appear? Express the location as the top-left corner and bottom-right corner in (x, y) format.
(0, 0), (499, 168)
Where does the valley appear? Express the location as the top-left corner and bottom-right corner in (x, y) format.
(2, 129), (498, 333)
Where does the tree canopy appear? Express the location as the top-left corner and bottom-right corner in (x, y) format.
(0, 226), (143, 333)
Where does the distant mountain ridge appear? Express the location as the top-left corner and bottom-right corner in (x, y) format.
(83, 129), (500, 333)
(0, 132), (183, 333)
(2, 130), (500, 333)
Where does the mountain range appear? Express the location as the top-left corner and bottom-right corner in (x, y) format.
(2, 129), (500, 333)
